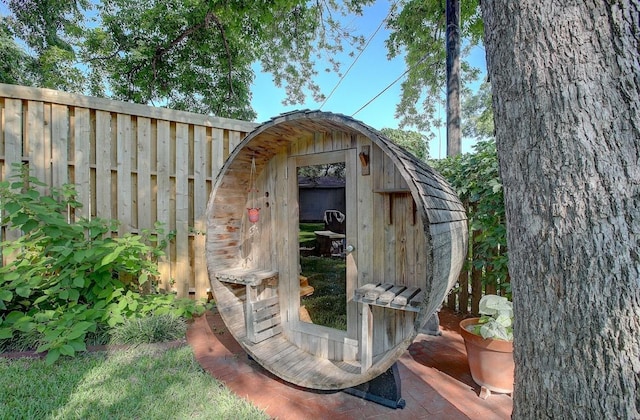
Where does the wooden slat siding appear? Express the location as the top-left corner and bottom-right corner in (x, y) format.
(265, 159), (277, 270)
(110, 116), (119, 222)
(371, 305), (384, 357)
(395, 194), (408, 285)
(3, 99), (22, 262)
(284, 153), (297, 329)
(211, 127), (224, 181)
(175, 123), (190, 297)
(383, 306), (398, 352)
(228, 130), (241, 153)
(383, 155), (396, 284)
(414, 209), (428, 310)
(345, 148), (358, 340)
(156, 120), (171, 291)
(372, 144), (385, 285)
(51, 104), (69, 190)
(360, 302), (373, 373)
(322, 131), (332, 152)
(327, 338), (336, 360)
(244, 285), (258, 341)
(0, 100), (4, 176)
(2, 99), (23, 168)
(150, 120), (158, 224)
(301, 132), (313, 154)
(405, 195), (418, 287)
(43, 104), (52, 188)
(355, 138), (373, 344)
(384, 196), (407, 353)
(95, 111), (112, 220)
(250, 166), (266, 269)
(73, 108), (91, 220)
(117, 114), (132, 235)
(137, 117), (152, 232)
(27, 101), (47, 195)
(369, 144), (386, 356)
(395, 302), (406, 347)
(193, 125), (208, 299)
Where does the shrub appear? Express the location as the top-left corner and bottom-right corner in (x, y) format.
(431, 139), (510, 297)
(109, 314), (187, 345)
(0, 166), (205, 363)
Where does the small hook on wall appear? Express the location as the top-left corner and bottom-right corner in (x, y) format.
(359, 146), (370, 175)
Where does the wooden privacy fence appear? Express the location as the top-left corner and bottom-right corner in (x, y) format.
(443, 233), (510, 315)
(0, 83), (257, 299)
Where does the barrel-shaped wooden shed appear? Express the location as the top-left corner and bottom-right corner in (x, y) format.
(206, 110), (467, 390)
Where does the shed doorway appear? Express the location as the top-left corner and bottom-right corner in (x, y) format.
(289, 150), (357, 340)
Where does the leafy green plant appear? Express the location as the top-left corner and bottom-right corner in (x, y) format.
(432, 139), (510, 297)
(0, 166), (206, 363)
(469, 294), (513, 341)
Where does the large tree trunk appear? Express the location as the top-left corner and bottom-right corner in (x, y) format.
(481, 1), (640, 418)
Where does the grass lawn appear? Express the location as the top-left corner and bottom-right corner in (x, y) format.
(300, 255), (347, 331)
(298, 223), (347, 331)
(0, 345), (268, 420)
(299, 222), (323, 247)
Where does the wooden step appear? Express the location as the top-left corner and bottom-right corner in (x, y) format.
(299, 275), (314, 297)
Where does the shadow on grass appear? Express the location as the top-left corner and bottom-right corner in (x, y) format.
(0, 345), (267, 419)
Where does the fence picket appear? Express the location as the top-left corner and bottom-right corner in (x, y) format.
(117, 113), (133, 234)
(74, 108), (91, 220)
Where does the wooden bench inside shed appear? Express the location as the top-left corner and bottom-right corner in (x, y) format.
(214, 268), (281, 344)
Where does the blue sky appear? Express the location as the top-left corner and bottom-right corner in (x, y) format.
(250, 1), (487, 158)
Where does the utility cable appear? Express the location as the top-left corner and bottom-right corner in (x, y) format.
(319, 2), (398, 109)
(351, 53), (428, 117)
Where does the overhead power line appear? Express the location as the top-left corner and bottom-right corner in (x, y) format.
(351, 54), (428, 118)
(319, 2), (398, 110)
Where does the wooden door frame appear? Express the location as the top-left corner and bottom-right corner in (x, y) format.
(286, 149), (358, 342)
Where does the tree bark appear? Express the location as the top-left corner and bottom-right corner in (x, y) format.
(446, 0), (461, 156)
(481, 1), (640, 418)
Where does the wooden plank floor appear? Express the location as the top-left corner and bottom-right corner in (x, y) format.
(212, 278), (367, 389)
(249, 333), (366, 390)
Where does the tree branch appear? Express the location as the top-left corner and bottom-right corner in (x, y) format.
(152, 11), (234, 100)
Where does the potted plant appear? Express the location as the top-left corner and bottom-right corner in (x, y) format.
(459, 294), (514, 398)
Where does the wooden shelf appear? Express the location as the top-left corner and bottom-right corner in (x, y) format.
(353, 283), (423, 313)
(214, 268), (278, 287)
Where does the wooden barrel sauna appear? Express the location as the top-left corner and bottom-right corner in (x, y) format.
(206, 110), (467, 390)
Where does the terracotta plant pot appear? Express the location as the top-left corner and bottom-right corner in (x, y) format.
(459, 318), (514, 394)
(247, 208), (260, 223)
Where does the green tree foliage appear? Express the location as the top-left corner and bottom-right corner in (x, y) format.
(0, 167), (205, 364)
(2, 0), (88, 92)
(0, 20), (39, 86)
(462, 80), (494, 140)
(385, 0), (484, 130)
(380, 127), (429, 161)
(431, 139), (509, 296)
(2, 0), (374, 119)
